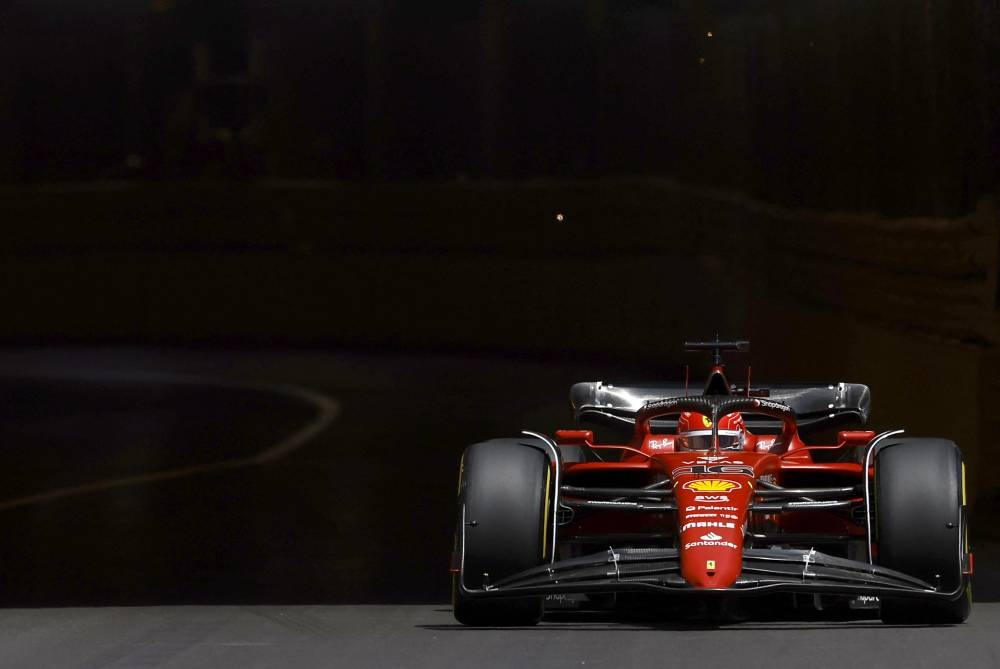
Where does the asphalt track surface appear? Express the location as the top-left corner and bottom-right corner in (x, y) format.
(0, 347), (997, 668)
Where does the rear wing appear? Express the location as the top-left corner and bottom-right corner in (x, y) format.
(570, 381), (871, 434)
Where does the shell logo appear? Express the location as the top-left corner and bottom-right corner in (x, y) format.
(683, 479), (741, 492)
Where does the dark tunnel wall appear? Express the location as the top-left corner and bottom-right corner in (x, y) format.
(2, 1), (998, 217)
(2, 177), (995, 355)
(1, 178), (998, 506)
(2, 1), (1000, 506)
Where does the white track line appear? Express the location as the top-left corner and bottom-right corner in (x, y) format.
(0, 370), (341, 512)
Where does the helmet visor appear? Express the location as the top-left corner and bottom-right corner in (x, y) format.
(676, 429), (743, 451)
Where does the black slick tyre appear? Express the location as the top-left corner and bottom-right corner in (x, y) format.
(875, 438), (971, 624)
(453, 438), (554, 626)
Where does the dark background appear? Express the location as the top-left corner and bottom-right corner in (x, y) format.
(2, 1), (997, 355)
(1, 0), (1000, 604)
(4, 1), (999, 216)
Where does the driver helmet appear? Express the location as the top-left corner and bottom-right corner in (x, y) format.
(676, 411), (745, 451)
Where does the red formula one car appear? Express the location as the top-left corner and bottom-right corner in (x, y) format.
(452, 340), (972, 625)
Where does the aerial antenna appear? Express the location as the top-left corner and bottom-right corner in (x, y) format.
(684, 336), (750, 368)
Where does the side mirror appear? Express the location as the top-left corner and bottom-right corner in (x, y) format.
(838, 430), (876, 446)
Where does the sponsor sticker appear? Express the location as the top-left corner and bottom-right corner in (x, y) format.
(680, 521), (736, 532)
(683, 479), (741, 492)
(694, 495), (730, 502)
(644, 398), (682, 412)
(586, 500), (638, 506)
(754, 398), (790, 412)
(648, 438), (671, 449)
(674, 465), (754, 477)
(685, 512), (740, 520)
(685, 540), (739, 549)
(686, 505), (739, 512)
(706, 560), (716, 570)
(683, 532), (740, 550)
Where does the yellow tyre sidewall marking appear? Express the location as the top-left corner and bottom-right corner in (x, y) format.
(542, 464), (552, 559)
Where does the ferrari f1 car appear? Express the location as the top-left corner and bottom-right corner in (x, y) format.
(452, 340), (972, 625)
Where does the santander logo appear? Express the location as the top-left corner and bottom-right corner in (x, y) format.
(700, 532), (723, 541)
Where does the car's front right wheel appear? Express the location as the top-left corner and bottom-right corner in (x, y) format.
(875, 437), (971, 624)
(453, 438), (554, 626)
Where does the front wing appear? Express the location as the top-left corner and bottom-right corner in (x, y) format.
(458, 547), (966, 602)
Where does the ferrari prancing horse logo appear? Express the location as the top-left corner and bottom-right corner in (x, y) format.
(683, 479), (742, 492)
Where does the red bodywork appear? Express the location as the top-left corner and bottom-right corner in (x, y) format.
(554, 365), (874, 591)
(455, 345), (971, 624)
